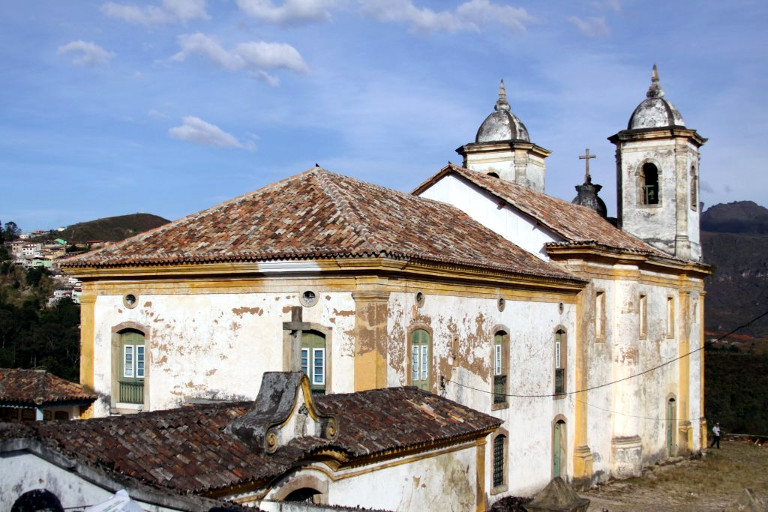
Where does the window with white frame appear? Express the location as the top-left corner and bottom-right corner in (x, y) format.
(118, 329), (145, 404)
(301, 330), (326, 395)
(554, 329), (566, 396)
(410, 329), (430, 391)
(493, 330), (509, 406)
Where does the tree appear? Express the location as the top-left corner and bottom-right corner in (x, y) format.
(2, 221), (21, 242)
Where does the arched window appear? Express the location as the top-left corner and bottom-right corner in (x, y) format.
(554, 329), (567, 396)
(493, 434), (506, 489)
(690, 165), (698, 210)
(410, 329), (431, 391)
(666, 397), (677, 456)
(301, 330), (326, 395)
(285, 488), (322, 503)
(493, 330), (509, 407)
(118, 329), (145, 404)
(553, 419), (567, 478)
(640, 163), (660, 205)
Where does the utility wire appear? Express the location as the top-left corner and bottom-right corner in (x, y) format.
(447, 307), (768, 400)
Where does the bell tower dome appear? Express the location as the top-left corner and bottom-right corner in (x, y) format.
(608, 66), (707, 261)
(456, 80), (551, 192)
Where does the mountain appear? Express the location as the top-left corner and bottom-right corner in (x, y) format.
(701, 201), (768, 339)
(42, 213), (170, 244)
(701, 200), (768, 234)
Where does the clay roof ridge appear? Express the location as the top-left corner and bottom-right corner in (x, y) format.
(313, 169), (384, 256)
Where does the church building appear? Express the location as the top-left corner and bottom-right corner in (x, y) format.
(61, 66), (709, 506)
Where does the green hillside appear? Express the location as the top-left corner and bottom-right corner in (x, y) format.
(35, 213), (169, 243)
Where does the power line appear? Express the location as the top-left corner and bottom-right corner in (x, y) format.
(446, 307), (768, 400)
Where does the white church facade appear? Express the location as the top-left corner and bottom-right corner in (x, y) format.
(61, 67), (709, 507)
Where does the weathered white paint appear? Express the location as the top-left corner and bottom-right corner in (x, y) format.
(419, 174), (561, 260)
(257, 261), (323, 273)
(615, 137), (702, 261)
(417, 170), (705, 493)
(387, 290), (577, 496)
(262, 443), (480, 511)
(90, 291), (357, 416)
(0, 450), (181, 512)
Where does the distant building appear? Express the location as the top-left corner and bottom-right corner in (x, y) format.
(0, 368), (96, 422)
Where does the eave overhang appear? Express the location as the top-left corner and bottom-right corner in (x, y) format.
(64, 256), (587, 294)
(545, 242), (712, 279)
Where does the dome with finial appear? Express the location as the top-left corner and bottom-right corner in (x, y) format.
(475, 80), (530, 143)
(627, 65), (686, 130)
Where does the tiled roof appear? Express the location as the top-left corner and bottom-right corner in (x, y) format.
(414, 164), (674, 259)
(61, 168), (576, 281)
(0, 369), (97, 406)
(2, 387), (501, 495)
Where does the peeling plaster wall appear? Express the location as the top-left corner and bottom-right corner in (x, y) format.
(91, 290), (356, 415)
(267, 444), (479, 511)
(583, 269), (704, 481)
(419, 174), (560, 260)
(0, 451), (180, 512)
(388, 290), (577, 496)
(617, 138), (701, 260)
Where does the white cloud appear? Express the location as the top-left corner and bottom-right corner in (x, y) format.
(100, 0), (209, 25)
(169, 116), (249, 149)
(360, 0), (531, 33)
(595, 0), (622, 12)
(57, 41), (115, 66)
(456, 0), (532, 33)
(568, 16), (609, 37)
(171, 33), (308, 83)
(236, 0), (336, 24)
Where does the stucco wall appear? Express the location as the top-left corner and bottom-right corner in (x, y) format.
(617, 138), (701, 260)
(419, 174), (560, 260)
(0, 450), (180, 512)
(388, 290), (577, 496)
(264, 443), (480, 511)
(90, 290), (356, 415)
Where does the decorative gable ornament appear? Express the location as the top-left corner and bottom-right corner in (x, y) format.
(226, 372), (338, 454)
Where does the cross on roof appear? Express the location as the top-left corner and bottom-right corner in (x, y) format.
(579, 148), (596, 183)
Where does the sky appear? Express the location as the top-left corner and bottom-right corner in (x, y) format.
(1, 0), (767, 232)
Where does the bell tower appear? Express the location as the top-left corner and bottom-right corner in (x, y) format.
(456, 80), (551, 192)
(608, 66), (707, 261)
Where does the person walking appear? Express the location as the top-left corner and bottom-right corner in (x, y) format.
(710, 422), (721, 449)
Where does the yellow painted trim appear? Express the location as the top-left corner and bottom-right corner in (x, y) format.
(79, 292), (96, 418)
(476, 437), (486, 512)
(678, 291), (692, 452)
(65, 256), (586, 293)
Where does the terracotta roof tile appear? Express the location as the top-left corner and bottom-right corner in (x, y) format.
(0, 369), (97, 406)
(61, 168), (576, 281)
(414, 164), (675, 259)
(4, 387), (500, 495)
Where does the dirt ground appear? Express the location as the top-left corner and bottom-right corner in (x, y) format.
(583, 439), (768, 511)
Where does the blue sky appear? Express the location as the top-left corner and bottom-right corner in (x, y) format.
(1, 0), (766, 232)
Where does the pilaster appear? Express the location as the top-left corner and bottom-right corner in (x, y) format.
(352, 289), (390, 391)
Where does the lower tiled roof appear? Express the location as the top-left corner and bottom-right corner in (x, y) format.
(1, 387), (501, 496)
(0, 369), (97, 406)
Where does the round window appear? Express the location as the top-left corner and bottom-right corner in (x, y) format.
(123, 294), (138, 309)
(300, 290), (318, 307)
